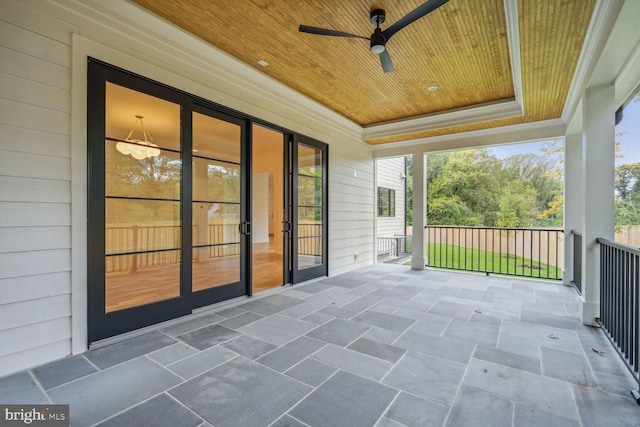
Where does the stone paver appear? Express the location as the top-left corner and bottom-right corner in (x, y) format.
(1, 264), (637, 427)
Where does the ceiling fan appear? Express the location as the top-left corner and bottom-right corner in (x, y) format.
(299, 0), (449, 73)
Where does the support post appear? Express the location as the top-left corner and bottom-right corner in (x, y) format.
(411, 152), (426, 270)
(564, 132), (583, 287)
(581, 84), (616, 326)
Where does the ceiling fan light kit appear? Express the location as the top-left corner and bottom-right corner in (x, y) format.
(299, 0), (449, 73)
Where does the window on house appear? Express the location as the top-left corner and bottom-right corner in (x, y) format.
(378, 187), (395, 217)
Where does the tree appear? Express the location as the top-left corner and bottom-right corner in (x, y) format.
(427, 149), (502, 226)
(535, 140), (564, 226)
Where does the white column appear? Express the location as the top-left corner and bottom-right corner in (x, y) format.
(581, 84), (616, 325)
(411, 152), (426, 269)
(563, 133), (583, 287)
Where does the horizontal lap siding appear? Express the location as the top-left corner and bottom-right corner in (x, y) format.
(376, 158), (406, 238)
(0, 0), (377, 377)
(0, 1), (75, 376)
(329, 142), (375, 275)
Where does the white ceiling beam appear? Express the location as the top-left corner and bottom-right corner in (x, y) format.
(371, 118), (565, 158)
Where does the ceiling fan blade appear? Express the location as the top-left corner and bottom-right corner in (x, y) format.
(299, 25), (369, 40)
(382, 0), (449, 41)
(380, 49), (394, 73)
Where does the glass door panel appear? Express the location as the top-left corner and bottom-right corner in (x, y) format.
(192, 111), (243, 293)
(251, 124), (287, 292)
(293, 137), (327, 283)
(104, 83), (182, 313)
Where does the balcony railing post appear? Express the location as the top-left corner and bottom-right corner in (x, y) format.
(596, 238), (640, 404)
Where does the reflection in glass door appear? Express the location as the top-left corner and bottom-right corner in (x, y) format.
(293, 136), (328, 283)
(192, 111), (243, 294)
(104, 83), (183, 313)
(251, 125), (287, 292)
(89, 60), (328, 342)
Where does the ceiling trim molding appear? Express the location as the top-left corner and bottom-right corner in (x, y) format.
(371, 118), (565, 158)
(561, 0), (625, 124)
(362, 0), (524, 141)
(615, 41), (640, 106)
(504, 0), (524, 107)
(362, 99), (522, 140)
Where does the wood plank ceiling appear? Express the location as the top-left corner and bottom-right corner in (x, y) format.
(130, 0), (596, 145)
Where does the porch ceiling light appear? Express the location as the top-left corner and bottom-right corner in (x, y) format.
(116, 115), (161, 160)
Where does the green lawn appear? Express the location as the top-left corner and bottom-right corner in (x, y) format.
(415, 243), (561, 280)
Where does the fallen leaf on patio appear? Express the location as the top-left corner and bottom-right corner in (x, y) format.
(592, 348), (605, 355)
(482, 369), (488, 373)
(548, 333), (558, 339)
(474, 309), (482, 314)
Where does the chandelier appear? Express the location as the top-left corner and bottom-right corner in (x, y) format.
(116, 115), (161, 160)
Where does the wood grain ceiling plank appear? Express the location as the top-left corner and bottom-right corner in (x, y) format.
(129, 0), (594, 145)
(366, 0), (596, 144)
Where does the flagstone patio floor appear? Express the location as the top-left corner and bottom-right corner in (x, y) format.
(1, 264), (639, 426)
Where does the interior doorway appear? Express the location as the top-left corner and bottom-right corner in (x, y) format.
(251, 124), (288, 292)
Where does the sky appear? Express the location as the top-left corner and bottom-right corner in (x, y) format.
(488, 97), (640, 166)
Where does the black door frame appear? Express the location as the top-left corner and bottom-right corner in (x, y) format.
(189, 103), (251, 307)
(87, 60), (193, 342)
(291, 134), (329, 284)
(87, 60), (328, 343)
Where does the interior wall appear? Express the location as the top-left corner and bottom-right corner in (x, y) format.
(0, 0), (374, 376)
(252, 172), (270, 244)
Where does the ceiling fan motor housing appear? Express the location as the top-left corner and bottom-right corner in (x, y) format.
(370, 9), (386, 25)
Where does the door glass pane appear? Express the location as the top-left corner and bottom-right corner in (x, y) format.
(192, 112), (241, 163)
(106, 251), (180, 313)
(106, 82), (181, 151)
(106, 141), (181, 199)
(193, 158), (240, 203)
(106, 200), (180, 254)
(297, 144), (323, 269)
(104, 83), (181, 313)
(252, 125), (285, 292)
(193, 112), (242, 291)
(192, 203), (240, 246)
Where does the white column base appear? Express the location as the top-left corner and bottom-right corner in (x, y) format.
(562, 270), (573, 287)
(411, 257), (427, 270)
(580, 300), (599, 326)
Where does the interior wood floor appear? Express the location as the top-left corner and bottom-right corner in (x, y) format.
(105, 237), (285, 313)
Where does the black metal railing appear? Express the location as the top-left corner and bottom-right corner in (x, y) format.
(597, 238), (640, 402)
(377, 234), (412, 260)
(106, 224), (240, 272)
(424, 226), (563, 280)
(572, 231), (582, 294)
(298, 223), (322, 256)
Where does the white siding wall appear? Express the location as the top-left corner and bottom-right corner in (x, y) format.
(329, 144), (376, 275)
(0, 0), (375, 376)
(0, 0), (77, 377)
(376, 158), (406, 238)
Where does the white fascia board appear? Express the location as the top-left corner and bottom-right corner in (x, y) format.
(362, 99), (523, 141)
(504, 0), (524, 107)
(561, 0), (625, 124)
(363, 0), (524, 142)
(371, 118), (565, 158)
(614, 36), (640, 106)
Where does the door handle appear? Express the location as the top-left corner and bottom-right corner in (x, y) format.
(282, 221), (292, 233)
(239, 222), (252, 235)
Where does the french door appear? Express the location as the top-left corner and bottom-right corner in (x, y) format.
(87, 60), (326, 343)
(292, 135), (328, 283)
